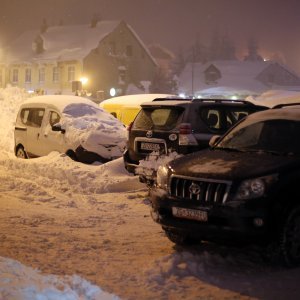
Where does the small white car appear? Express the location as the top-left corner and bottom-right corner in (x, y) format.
(14, 95), (127, 163)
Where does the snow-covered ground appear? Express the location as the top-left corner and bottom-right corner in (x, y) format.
(0, 86), (300, 300)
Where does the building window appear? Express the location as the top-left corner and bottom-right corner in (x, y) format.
(53, 67), (59, 82)
(68, 66), (75, 82)
(39, 68), (45, 83)
(25, 68), (31, 83)
(12, 69), (19, 83)
(109, 41), (116, 55)
(118, 67), (126, 84)
(126, 45), (133, 57)
(0, 69), (2, 85)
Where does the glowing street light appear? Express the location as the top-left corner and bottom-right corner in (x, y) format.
(110, 87), (116, 97)
(80, 77), (88, 85)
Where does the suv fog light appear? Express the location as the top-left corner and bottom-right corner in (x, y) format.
(253, 218), (264, 227)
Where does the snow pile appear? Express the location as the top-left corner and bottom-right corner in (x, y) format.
(135, 151), (182, 178)
(0, 85), (29, 152)
(0, 153), (144, 195)
(0, 256), (119, 300)
(61, 103), (127, 159)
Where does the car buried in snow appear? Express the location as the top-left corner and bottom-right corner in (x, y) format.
(14, 95), (127, 164)
(150, 105), (300, 266)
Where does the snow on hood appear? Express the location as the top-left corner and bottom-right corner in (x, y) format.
(61, 103), (127, 159)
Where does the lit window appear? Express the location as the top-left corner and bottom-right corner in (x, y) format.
(53, 67), (59, 82)
(68, 66), (75, 82)
(12, 69), (19, 83)
(39, 68), (45, 83)
(25, 68), (31, 83)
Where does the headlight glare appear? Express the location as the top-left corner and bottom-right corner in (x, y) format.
(156, 165), (169, 189)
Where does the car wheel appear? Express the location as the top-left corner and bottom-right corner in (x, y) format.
(280, 205), (300, 267)
(66, 150), (77, 161)
(164, 228), (197, 245)
(16, 146), (27, 159)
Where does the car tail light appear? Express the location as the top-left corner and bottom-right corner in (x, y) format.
(179, 123), (198, 146)
(179, 123), (192, 134)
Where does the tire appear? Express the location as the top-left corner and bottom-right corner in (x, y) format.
(164, 228), (197, 246)
(16, 146), (27, 159)
(66, 150), (77, 161)
(280, 205), (300, 267)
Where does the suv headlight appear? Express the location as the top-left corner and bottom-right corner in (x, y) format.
(235, 174), (278, 200)
(156, 165), (169, 190)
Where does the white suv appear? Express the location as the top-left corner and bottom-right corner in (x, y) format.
(14, 95), (126, 163)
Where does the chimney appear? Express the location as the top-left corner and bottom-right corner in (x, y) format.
(90, 13), (101, 28)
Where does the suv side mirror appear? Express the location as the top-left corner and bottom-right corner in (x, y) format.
(209, 135), (221, 147)
(52, 124), (66, 134)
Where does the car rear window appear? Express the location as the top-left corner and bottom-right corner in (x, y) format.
(133, 107), (183, 130)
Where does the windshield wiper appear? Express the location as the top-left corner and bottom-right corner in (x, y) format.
(214, 147), (246, 152)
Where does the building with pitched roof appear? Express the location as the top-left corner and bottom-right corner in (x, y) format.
(0, 20), (157, 100)
(178, 60), (300, 99)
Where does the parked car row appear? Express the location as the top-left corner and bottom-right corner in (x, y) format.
(13, 93), (300, 266)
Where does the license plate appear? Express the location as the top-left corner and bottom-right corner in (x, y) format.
(172, 207), (208, 222)
(140, 142), (161, 151)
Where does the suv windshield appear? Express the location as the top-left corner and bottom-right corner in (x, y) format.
(133, 107), (184, 130)
(216, 119), (300, 155)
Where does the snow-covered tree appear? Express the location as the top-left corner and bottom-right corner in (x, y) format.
(244, 38), (263, 62)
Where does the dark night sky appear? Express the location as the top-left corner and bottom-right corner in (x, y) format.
(1, 0), (300, 72)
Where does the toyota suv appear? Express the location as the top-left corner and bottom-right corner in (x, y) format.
(123, 97), (267, 184)
(150, 106), (300, 266)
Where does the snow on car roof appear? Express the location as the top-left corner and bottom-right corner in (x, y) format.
(246, 89), (300, 108)
(244, 106), (300, 123)
(100, 94), (175, 107)
(22, 95), (98, 112)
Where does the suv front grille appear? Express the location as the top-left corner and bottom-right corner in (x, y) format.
(169, 175), (231, 204)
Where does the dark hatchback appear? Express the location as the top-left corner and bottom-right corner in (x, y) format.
(123, 98), (267, 183)
(151, 107), (300, 266)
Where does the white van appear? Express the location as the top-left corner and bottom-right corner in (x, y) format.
(14, 95), (127, 164)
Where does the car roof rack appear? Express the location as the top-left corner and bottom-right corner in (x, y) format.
(272, 102), (300, 109)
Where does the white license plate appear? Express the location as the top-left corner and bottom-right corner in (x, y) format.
(172, 207), (208, 222)
(140, 142), (161, 151)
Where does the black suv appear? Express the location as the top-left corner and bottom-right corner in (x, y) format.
(150, 106), (300, 266)
(123, 98), (267, 183)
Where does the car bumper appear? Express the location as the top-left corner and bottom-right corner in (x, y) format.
(123, 149), (139, 174)
(150, 189), (271, 244)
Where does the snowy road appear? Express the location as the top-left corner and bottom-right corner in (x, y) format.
(0, 153), (300, 300)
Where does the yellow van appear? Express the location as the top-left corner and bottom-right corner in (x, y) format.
(99, 94), (175, 125)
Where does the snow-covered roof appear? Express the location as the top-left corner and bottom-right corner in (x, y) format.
(6, 21), (121, 63)
(21, 95), (98, 112)
(178, 60), (273, 97)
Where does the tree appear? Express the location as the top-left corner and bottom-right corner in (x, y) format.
(149, 67), (177, 94)
(172, 47), (186, 76)
(244, 38), (263, 62)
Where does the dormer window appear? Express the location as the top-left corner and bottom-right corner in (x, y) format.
(204, 64), (221, 84)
